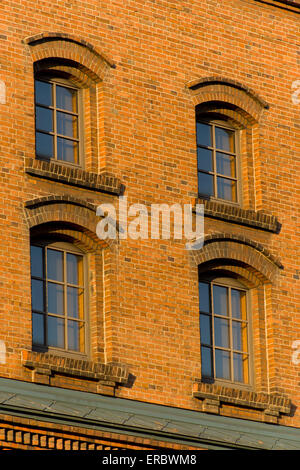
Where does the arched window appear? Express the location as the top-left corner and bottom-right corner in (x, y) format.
(30, 240), (88, 355)
(196, 116), (240, 203)
(35, 76), (83, 166)
(199, 274), (252, 387)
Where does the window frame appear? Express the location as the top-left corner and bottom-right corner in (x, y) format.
(34, 76), (85, 168)
(199, 275), (254, 390)
(196, 117), (242, 205)
(30, 240), (90, 358)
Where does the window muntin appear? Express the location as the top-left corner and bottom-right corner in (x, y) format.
(199, 279), (250, 385)
(196, 120), (238, 203)
(30, 243), (86, 354)
(35, 79), (80, 165)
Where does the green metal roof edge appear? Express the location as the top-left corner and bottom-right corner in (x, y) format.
(0, 378), (299, 450)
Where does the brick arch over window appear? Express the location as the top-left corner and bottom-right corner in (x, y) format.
(192, 234), (282, 283)
(23, 32), (115, 83)
(187, 76), (269, 124)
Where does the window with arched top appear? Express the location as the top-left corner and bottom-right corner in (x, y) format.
(35, 76), (84, 166)
(199, 274), (253, 388)
(196, 117), (240, 204)
(30, 240), (88, 356)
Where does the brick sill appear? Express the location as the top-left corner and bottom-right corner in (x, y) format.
(193, 381), (292, 424)
(22, 350), (129, 397)
(196, 198), (281, 233)
(25, 157), (125, 196)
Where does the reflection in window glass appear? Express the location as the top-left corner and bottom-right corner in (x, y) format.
(31, 244), (86, 354)
(199, 280), (249, 385)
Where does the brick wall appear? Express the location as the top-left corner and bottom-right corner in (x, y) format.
(0, 0), (299, 439)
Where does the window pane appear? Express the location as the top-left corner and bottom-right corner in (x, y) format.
(36, 106), (53, 133)
(48, 316), (64, 348)
(57, 111), (78, 138)
(48, 282), (64, 315)
(199, 282), (210, 313)
(47, 249), (63, 282)
(30, 245), (43, 278)
(198, 172), (214, 197)
(216, 152), (236, 178)
(232, 289), (247, 320)
(215, 126), (235, 152)
(217, 177), (237, 202)
(214, 318), (230, 348)
(234, 353), (248, 384)
(36, 132), (53, 159)
(197, 147), (213, 172)
(67, 253), (83, 285)
(31, 279), (44, 312)
(68, 320), (84, 352)
(67, 287), (84, 319)
(57, 137), (78, 163)
(201, 346), (213, 377)
(232, 321), (248, 353)
(32, 313), (45, 345)
(213, 285), (228, 316)
(200, 314), (211, 345)
(56, 85), (77, 112)
(35, 80), (52, 107)
(196, 122), (212, 147)
(215, 349), (231, 380)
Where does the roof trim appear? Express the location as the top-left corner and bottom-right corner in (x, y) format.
(0, 378), (299, 450)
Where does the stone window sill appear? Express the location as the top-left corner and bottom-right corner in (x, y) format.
(193, 381), (292, 424)
(25, 157), (125, 196)
(196, 198), (280, 233)
(22, 350), (129, 396)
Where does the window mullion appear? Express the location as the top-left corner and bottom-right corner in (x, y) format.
(53, 83), (57, 160)
(212, 124), (217, 198)
(211, 282), (216, 378)
(228, 287), (234, 382)
(64, 251), (68, 351)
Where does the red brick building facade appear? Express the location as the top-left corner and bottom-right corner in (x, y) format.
(0, 0), (299, 450)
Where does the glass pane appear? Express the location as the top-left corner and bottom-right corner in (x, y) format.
(198, 172), (214, 197)
(234, 353), (248, 384)
(214, 318), (230, 348)
(30, 245), (43, 278)
(197, 147), (213, 172)
(67, 287), (84, 319)
(35, 80), (52, 107)
(233, 321), (248, 353)
(48, 316), (64, 348)
(216, 152), (236, 177)
(215, 126), (235, 152)
(68, 320), (84, 352)
(57, 111), (78, 138)
(36, 106), (53, 133)
(56, 85), (77, 112)
(67, 253), (83, 285)
(217, 177), (237, 202)
(200, 314), (211, 345)
(32, 313), (44, 345)
(36, 132), (53, 159)
(232, 289), (247, 320)
(48, 282), (64, 315)
(201, 346), (213, 377)
(57, 137), (78, 163)
(215, 349), (231, 380)
(199, 282), (210, 313)
(196, 121), (212, 147)
(31, 279), (44, 312)
(213, 285), (228, 316)
(47, 249), (63, 282)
